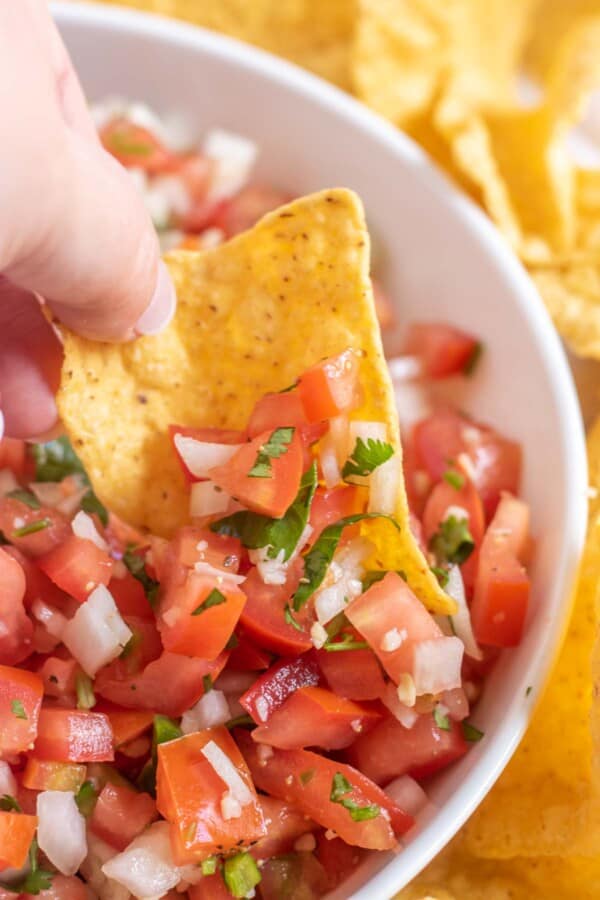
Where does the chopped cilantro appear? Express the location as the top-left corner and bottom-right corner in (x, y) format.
(11, 699), (27, 719)
(248, 427), (295, 478)
(225, 633), (239, 650)
(342, 436), (394, 481)
(429, 515), (474, 565)
(123, 545), (159, 607)
(329, 772), (380, 822)
(323, 633), (369, 652)
(12, 518), (51, 538)
(433, 706), (451, 731)
(526, 685), (533, 697)
(284, 604), (303, 631)
(430, 565), (450, 588)
(105, 129), (154, 157)
(299, 769), (315, 785)
(201, 856), (218, 876)
(443, 470), (465, 490)
(464, 341), (483, 376)
(223, 852), (261, 898)
(75, 781), (98, 817)
(0, 794), (21, 812)
(81, 489), (109, 527)
(362, 569), (407, 591)
(225, 714), (254, 730)
(192, 588), (226, 616)
(278, 382), (297, 394)
(154, 715), (182, 746)
(76, 673), (96, 710)
(6, 489), (40, 510)
(31, 436), (86, 483)
(202, 674), (213, 694)
(462, 721), (484, 742)
(5, 839), (53, 895)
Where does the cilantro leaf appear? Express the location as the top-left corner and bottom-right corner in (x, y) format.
(443, 469), (465, 490)
(81, 489), (109, 527)
(192, 588), (226, 616)
(123, 546), (159, 607)
(292, 513), (401, 612)
(6, 489), (41, 510)
(284, 604), (303, 631)
(361, 569), (407, 591)
(31, 436), (87, 483)
(5, 839), (53, 895)
(12, 518), (51, 538)
(464, 341), (483, 376)
(323, 633), (369, 652)
(329, 772), (380, 822)
(429, 515), (474, 565)
(248, 427), (295, 478)
(0, 794), (21, 812)
(433, 706), (451, 731)
(76, 673), (96, 710)
(342, 437), (394, 481)
(75, 781), (98, 817)
(462, 721), (484, 742)
(202, 674), (213, 693)
(11, 699), (27, 719)
(430, 565), (450, 588)
(210, 463), (317, 562)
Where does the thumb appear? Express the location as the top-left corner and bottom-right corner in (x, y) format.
(4, 131), (175, 342)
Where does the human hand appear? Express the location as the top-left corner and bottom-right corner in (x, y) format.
(0, 1), (175, 440)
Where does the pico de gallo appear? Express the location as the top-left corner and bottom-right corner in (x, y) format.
(0, 320), (530, 899)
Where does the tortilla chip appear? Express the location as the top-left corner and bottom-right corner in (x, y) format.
(524, 0), (600, 85)
(532, 264), (600, 358)
(58, 189), (454, 615)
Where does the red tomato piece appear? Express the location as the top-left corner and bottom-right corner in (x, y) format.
(38, 656), (77, 702)
(0, 665), (43, 756)
(0, 437), (27, 476)
(316, 833), (365, 891)
(170, 527), (242, 573)
(168, 426), (247, 482)
(316, 647), (386, 701)
(23, 875), (89, 900)
(402, 323), (479, 378)
(34, 709), (114, 763)
(345, 573), (441, 683)
(297, 350), (361, 423)
(3, 546), (67, 613)
(100, 117), (173, 172)
(159, 573), (245, 659)
(105, 513), (148, 556)
(471, 494), (531, 647)
(156, 727), (266, 862)
(0, 499), (70, 557)
(188, 876), (231, 900)
(37, 535), (113, 603)
(240, 655), (320, 724)
(93, 703), (154, 748)
(95, 651), (228, 717)
(422, 476), (485, 594)
(247, 391), (307, 440)
(108, 572), (153, 620)
(309, 485), (364, 542)
(237, 730), (413, 850)
(0, 812), (38, 870)
(240, 563), (313, 656)
(213, 184), (291, 238)
(90, 782), (158, 850)
(252, 686), (380, 750)
(347, 713), (468, 784)
(208, 428), (303, 518)
(0, 548), (33, 665)
(252, 796), (317, 860)
(412, 409), (521, 519)
(22, 759), (86, 792)
(227, 635), (272, 671)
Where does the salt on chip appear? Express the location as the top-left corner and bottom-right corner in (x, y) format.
(58, 188), (455, 616)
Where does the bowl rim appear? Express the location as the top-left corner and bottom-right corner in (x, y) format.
(52, 3), (589, 895)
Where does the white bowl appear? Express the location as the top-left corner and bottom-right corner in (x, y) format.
(53, 4), (588, 896)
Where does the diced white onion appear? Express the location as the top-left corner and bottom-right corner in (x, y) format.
(37, 791), (87, 876)
(319, 442), (342, 489)
(368, 454), (400, 515)
(0, 469), (18, 497)
(173, 435), (242, 479)
(203, 129), (257, 200)
(387, 356), (424, 382)
(0, 761), (16, 797)
(412, 636), (464, 696)
(392, 380), (432, 433)
(81, 834), (130, 900)
(310, 622), (328, 649)
(192, 560), (246, 586)
(446, 565), (483, 661)
(384, 775), (429, 816)
(102, 822), (182, 900)
(315, 538), (369, 625)
(181, 690), (230, 734)
(199, 227), (225, 249)
(221, 792), (243, 820)
(145, 175), (191, 230)
(201, 740), (253, 807)
(249, 547), (288, 586)
(31, 598), (67, 639)
(62, 585), (132, 677)
(380, 682), (418, 728)
(56, 486), (90, 518)
(189, 481), (231, 518)
(72, 510), (109, 551)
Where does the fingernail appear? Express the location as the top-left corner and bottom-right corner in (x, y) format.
(134, 260), (177, 336)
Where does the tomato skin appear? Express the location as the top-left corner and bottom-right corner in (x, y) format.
(94, 703), (154, 748)
(23, 874), (89, 900)
(346, 713), (468, 784)
(240, 654), (320, 724)
(422, 477), (485, 594)
(0, 547), (33, 666)
(108, 572), (153, 620)
(34, 709), (114, 763)
(247, 391), (307, 439)
(403, 323), (479, 378)
(188, 875), (231, 900)
(0, 437), (27, 476)
(297, 350), (360, 422)
(252, 796), (317, 860)
(316, 648), (386, 701)
(471, 494), (531, 647)
(37, 535), (113, 603)
(38, 656), (77, 702)
(0, 811), (38, 870)
(213, 184), (291, 238)
(90, 782), (158, 851)
(252, 686), (381, 750)
(0, 499), (70, 557)
(168, 425), (247, 482)
(209, 428), (303, 518)
(156, 728), (266, 862)
(309, 485), (364, 542)
(240, 563), (313, 656)
(0, 665), (43, 756)
(22, 758), (86, 792)
(3, 546), (67, 613)
(237, 730), (413, 850)
(95, 650), (228, 717)
(100, 117), (173, 172)
(316, 833), (364, 891)
(259, 853), (328, 900)
(227, 635), (272, 671)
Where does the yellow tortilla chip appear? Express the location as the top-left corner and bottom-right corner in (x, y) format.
(532, 264), (600, 358)
(524, 0), (600, 84)
(58, 189), (454, 615)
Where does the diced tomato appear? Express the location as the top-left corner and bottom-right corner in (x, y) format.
(90, 782), (157, 850)
(188, 875), (232, 900)
(23, 875), (89, 900)
(0, 499), (70, 557)
(309, 485), (364, 542)
(240, 562), (313, 656)
(259, 853), (328, 900)
(0, 665), (43, 757)
(156, 727), (266, 862)
(316, 647), (386, 701)
(422, 476), (485, 594)
(412, 409), (521, 519)
(372, 279), (396, 331)
(22, 758), (86, 792)
(238, 730), (412, 850)
(176, 152), (213, 201)
(252, 796), (316, 860)
(209, 428), (303, 518)
(346, 713), (468, 784)
(316, 833), (364, 891)
(34, 709), (114, 762)
(169, 527), (242, 574)
(168, 426), (247, 482)
(94, 703), (154, 748)
(0, 547), (33, 665)
(297, 351), (361, 423)
(0, 811), (37, 870)
(345, 573), (441, 684)
(95, 651), (228, 717)
(105, 513), (148, 556)
(240, 655), (320, 724)
(98, 616), (162, 685)
(402, 323), (479, 378)
(247, 391), (307, 439)
(37, 535), (113, 603)
(471, 494), (531, 647)
(227, 635), (271, 671)
(3, 546), (68, 613)
(100, 117), (173, 172)
(109, 572), (153, 620)
(159, 572), (245, 659)
(0, 437), (27, 476)
(252, 686), (380, 750)
(213, 184), (291, 238)
(38, 656), (78, 702)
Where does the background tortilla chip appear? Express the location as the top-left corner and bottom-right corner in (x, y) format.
(59, 189), (454, 615)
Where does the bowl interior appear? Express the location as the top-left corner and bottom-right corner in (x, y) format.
(53, 4), (587, 896)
